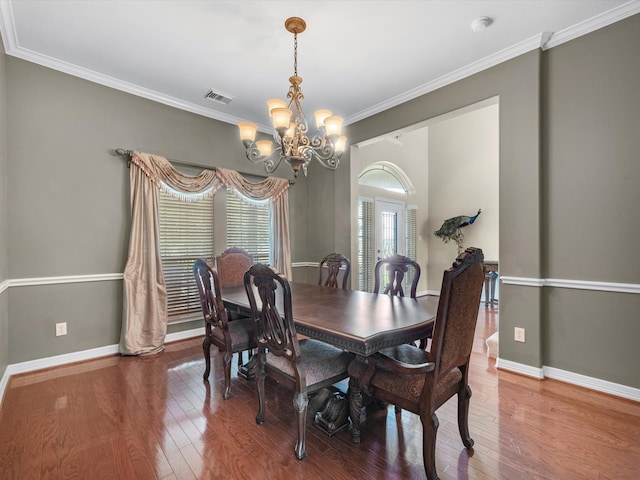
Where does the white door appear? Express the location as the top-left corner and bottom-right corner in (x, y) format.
(375, 198), (405, 261)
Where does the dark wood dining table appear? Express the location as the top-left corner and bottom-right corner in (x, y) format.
(220, 281), (438, 442)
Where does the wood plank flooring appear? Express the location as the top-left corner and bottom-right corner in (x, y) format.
(1, 305), (639, 479)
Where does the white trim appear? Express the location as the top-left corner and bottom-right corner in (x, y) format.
(544, 366), (640, 402)
(544, 1), (640, 50)
(0, 327), (203, 406)
(1, 2), (637, 131)
(496, 360), (640, 403)
(346, 33), (546, 124)
(165, 328), (203, 343)
(496, 358), (545, 379)
(501, 276), (640, 294)
(291, 262), (318, 269)
(9, 273), (124, 287)
(3, 272), (638, 295)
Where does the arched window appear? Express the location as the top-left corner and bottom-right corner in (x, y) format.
(358, 161), (415, 195)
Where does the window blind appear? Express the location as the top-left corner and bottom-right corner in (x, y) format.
(158, 190), (214, 322)
(358, 199), (374, 292)
(226, 189), (270, 265)
(406, 206), (418, 287)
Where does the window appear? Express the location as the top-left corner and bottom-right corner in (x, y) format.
(158, 189), (214, 323)
(226, 189), (271, 264)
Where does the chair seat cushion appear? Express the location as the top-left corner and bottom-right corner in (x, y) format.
(372, 345), (463, 403)
(266, 339), (353, 385)
(212, 317), (256, 351)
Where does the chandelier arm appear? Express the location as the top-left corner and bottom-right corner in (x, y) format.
(301, 143), (342, 171)
(244, 144), (284, 174)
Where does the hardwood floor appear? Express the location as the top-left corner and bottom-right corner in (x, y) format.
(1, 305), (639, 479)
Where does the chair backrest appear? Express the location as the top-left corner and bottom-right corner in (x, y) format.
(216, 247), (253, 289)
(193, 258), (228, 330)
(244, 263), (301, 362)
(429, 247), (485, 379)
(373, 254), (421, 298)
(318, 253), (351, 290)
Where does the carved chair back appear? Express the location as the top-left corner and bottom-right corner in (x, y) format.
(373, 254), (421, 298)
(318, 253), (351, 290)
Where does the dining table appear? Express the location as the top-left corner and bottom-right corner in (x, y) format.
(220, 281), (438, 443)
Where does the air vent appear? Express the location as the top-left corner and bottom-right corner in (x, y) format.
(204, 89), (233, 105)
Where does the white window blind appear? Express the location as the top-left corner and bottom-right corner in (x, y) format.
(226, 189), (270, 265)
(358, 199), (374, 292)
(158, 190), (214, 322)
(406, 206), (418, 287)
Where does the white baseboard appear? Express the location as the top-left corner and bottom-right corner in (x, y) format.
(543, 366), (640, 402)
(496, 358), (640, 402)
(0, 328), (203, 407)
(496, 358), (544, 379)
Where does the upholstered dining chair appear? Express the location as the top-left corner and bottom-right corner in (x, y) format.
(193, 259), (257, 399)
(244, 263), (354, 460)
(215, 247), (253, 289)
(349, 247), (485, 480)
(215, 247), (255, 369)
(318, 252), (351, 289)
(374, 254), (428, 348)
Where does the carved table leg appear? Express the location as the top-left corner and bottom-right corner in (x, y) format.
(348, 355), (374, 444)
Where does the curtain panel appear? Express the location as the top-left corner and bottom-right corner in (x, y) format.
(120, 153), (291, 355)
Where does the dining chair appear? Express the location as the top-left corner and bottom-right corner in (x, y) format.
(215, 247), (253, 289)
(349, 247), (485, 480)
(373, 253), (421, 298)
(374, 254), (429, 348)
(244, 263), (354, 460)
(193, 259), (257, 399)
(215, 247), (255, 371)
(318, 252), (351, 289)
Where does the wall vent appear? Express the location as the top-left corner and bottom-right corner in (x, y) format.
(204, 89), (233, 105)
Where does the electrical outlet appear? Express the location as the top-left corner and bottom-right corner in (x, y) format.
(514, 327), (525, 343)
(55, 322), (67, 337)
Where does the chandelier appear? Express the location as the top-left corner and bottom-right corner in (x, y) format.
(238, 17), (347, 178)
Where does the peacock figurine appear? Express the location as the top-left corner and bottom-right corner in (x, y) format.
(434, 209), (481, 253)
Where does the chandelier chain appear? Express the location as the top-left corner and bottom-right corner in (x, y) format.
(293, 32), (298, 77)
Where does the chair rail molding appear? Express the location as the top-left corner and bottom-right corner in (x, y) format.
(500, 276), (640, 294)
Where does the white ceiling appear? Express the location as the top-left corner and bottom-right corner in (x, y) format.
(1, 1), (638, 132)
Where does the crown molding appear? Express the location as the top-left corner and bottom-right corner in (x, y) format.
(544, 0), (640, 50)
(345, 32), (546, 124)
(2, 1), (638, 129)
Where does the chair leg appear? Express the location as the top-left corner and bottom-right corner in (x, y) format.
(457, 385), (474, 448)
(422, 412), (440, 480)
(222, 351), (232, 400)
(293, 391), (309, 460)
(202, 333), (212, 381)
(255, 353), (266, 425)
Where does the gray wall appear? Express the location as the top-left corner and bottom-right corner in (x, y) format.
(540, 15), (640, 382)
(0, 35), (8, 377)
(5, 57), (308, 363)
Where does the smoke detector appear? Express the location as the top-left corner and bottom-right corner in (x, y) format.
(471, 17), (492, 32)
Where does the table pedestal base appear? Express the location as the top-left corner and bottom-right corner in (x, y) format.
(314, 388), (351, 437)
